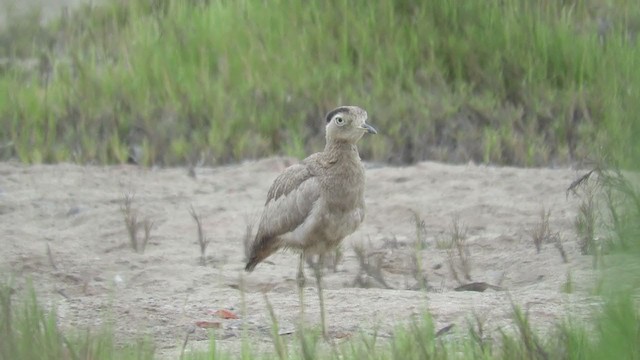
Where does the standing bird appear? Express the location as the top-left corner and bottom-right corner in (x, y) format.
(245, 106), (377, 337)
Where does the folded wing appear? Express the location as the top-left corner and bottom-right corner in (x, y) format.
(245, 161), (321, 271)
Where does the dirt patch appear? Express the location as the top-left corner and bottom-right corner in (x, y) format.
(0, 158), (599, 358)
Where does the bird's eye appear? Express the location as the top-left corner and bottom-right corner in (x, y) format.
(334, 116), (345, 126)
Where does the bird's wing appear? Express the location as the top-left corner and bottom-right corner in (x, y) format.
(246, 159), (322, 270)
(260, 161), (320, 237)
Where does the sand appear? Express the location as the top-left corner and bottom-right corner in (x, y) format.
(0, 158), (601, 357)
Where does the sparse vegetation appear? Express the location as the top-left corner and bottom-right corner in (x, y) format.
(410, 211), (428, 290)
(352, 239), (391, 289)
(198, 297), (640, 359)
(0, 282), (155, 360)
(598, 169), (640, 252)
(529, 207), (557, 254)
(121, 193), (154, 253)
(576, 185), (597, 256)
(445, 216), (472, 284)
(3, 280), (640, 360)
(507, 303), (549, 360)
(554, 235), (569, 264)
(189, 205), (210, 265)
(568, 166), (640, 258)
(562, 271), (574, 293)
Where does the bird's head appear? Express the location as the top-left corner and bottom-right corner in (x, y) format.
(324, 106), (377, 143)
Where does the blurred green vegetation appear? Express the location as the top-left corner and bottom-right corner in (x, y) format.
(3, 279), (639, 360)
(0, 0), (638, 168)
(0, 282), (154, 360)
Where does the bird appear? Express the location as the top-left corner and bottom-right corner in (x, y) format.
(245, 105), (377, 337)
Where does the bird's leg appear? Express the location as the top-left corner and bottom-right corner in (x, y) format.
(312, 254), (328, 339)
(297, 252), (306, 325)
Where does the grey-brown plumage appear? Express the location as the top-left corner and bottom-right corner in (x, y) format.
(245, 106), (376, 272)
(244, 105), (376, 337)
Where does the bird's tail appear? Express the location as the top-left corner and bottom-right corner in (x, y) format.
(244, 258), (259, 272)
(244, 236), (276, 272)
(244, 250), (269, 272)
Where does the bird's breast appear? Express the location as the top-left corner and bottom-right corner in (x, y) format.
(315, 204), (364, 245)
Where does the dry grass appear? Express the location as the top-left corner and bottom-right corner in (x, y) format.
(352, 240), (391, 289)
(411, 210), (428, 248)
(446, 216), (472, 284)
(188, 205), (209, 266)
(46, 243), (57, 270)
(529, 207), (563, 256)
(530, 208), (551, 253)
(120, 193), (153, 254)
(142, 219), (153, 250)
(554, 235), (569, 264)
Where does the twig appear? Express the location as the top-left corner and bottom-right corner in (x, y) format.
(189, 205), (210, 265)
(46, 243), (58, 270)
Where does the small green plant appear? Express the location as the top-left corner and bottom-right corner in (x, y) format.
(410, 211), (428, 290)
(599, 169), (640, 252)
(575, 187), (597, 256)
(0, 281), (155, 360)
(411, 210), (428, 248)
(561, 271), (574, 293)
(263, 294), (287, 360)
(509, 303), (549, 360)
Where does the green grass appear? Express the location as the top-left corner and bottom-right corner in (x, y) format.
(0, 282), (154, 360)
(0, 0), (639, 168)
(2, 280), (639, 360)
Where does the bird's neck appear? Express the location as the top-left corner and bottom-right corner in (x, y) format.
(325, 140), (357, 154)
(324, 140), (360, 163)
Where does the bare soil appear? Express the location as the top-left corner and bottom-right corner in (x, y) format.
(0, 158), (600, 358)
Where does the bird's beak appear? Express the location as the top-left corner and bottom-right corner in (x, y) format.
(361, 123), (377, 134)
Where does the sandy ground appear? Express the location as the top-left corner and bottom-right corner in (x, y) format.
(0, 0), (92, 27)
(0, 158), (602, 357)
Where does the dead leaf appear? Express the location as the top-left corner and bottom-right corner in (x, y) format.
(195, 321), (221, 329)
(208, 309), (239, 319)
